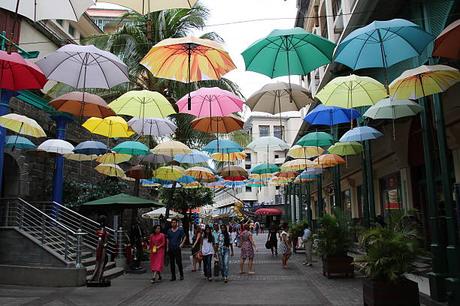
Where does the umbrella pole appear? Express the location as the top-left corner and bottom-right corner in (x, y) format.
(187, 46), (192, 110)
(284, 36), (293, 103)
(377, 31), (390, 95)
(278, 94), (284, 141)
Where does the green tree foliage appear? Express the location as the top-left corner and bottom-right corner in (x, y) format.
(159, 186), (213, 213)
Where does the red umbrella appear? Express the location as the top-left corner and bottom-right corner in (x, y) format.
(0, 50), (47, 90)
(433, 19), (460, 60)
(255, 208), (283, 216)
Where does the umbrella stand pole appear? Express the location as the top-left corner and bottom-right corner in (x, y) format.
(187, 46), (192, 110)
(377, 31), (390, 95)
(278, 95), (284, 141)
(284, 36), (293, 103)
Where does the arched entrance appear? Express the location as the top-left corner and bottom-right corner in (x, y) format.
(2, 154), (20, 197)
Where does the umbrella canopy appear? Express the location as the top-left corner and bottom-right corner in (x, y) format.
(340, 126), (383, 142)
(98, 0), (197, 14)
(294, 172), (319, 183)
(328, 142), (363, 156)
(304, 168), (323, 175)
(4, 135), (35, 150)
(296, 132), (333, 147)
(95, 163), (125, 177)
(389, 65), (460, 100)
(288, 145), (324, 159)
(255, 208), (282, 216)
(191, 115), (244, 133)
(176, 87), (244, 117)
(305, 105), (361, 126)
(315, 74), (387, 108)
(0, 51), (47, 90)
(0, 0), (94, 21)
(109, 90), (175, 118)
(36, 44), (128, 89)
(134, 153), (172, 165)
(142, 207), (183, 220)
(37, 139), (74, 155)
(184, 181), (202, 189)
(185, 167), (215, 182)
(246, 180), (267, 188)
(128, 117), (177, 137)
(141, 36), (236, 83)
(0, 114), (46, 138)
(64, 153), (98, 161)
(154, 165), (185, 181)
(203, 139), (243, 154)
(242, 27), (335, 78)
(112, 141), (149, 156)
(174, 150), (210, 164)
(251, 163), (280, 175)
(249, 173), (273, 180)
(363, 98), (423, 120)
(177, 175), (196, 184)
(49, 92), (115, 118)
(211, 152), (246, 162)
(433, 19), (460, 59)
(334, 18), (434, 70)
(83, 193), (161, 208)
(246, 136), (290, 152)
(125, 165), (151, 180)
(271, 177), (291, 186)
(82, 116), (134, 138)
(151, 140), (192, 156)
(96, 152), (131, 164)
(205, 179), (225, 189)
(275, 171), (298, 179)
(314, 154), (346, 168)
(246, 82), (314, 114)
(281, 159), (318, 172)
(74, 140), (108, 155)
(218, 166), (248, 181)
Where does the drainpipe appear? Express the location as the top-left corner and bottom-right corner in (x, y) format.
(0, 90), (16, 197)
(51, 115), (71, 203)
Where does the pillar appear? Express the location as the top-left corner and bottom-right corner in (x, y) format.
(0, 90), (16, 197)
(364, 140), (375, 224)
(317, 175), (324, 218)
(51, 115), (72, 203)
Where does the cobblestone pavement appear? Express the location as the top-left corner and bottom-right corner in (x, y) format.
(0, 233), (363, 306)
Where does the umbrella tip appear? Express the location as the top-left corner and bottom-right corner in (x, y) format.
(187, 95), (192, 111)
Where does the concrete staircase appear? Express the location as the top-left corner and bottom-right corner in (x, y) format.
(81, 251), (124, 281)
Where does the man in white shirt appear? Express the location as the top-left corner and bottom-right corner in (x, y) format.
(302, 224), (313, 266)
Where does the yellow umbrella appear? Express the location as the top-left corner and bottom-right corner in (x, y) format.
(184, 181), (202, 189)
(64, 153), (98, 161)
(108, 90), (175, 119)
(98, 0), (198, 14)
(83, 116), (134, 138)
(96, 152), (132, 164)
(271, 177), (291, 186)
(389, 64), (460, 99)
(185, 166), (215, 182)
(280, 159), (318, 172)
(249, 173), (273, 180)
(211, 152), (247, 162)
(95, 164), (125, 177)
(154, 166), (185, 181)
(288, 145), (324, 159)
(0, 114), (46, 138)
(313, 154), (346, 168)
(151, 140), (192, 157)
(275, 171), (298, 179)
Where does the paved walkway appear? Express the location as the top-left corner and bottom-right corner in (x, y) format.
(0, 233), (363, 306)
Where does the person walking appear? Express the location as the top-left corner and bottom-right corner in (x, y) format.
(239, 224), (256, 274)
(191, 225), (202, 272)
(229, 226), (237, 246)
(201, 225), (215, 281)
(255, 221), (260, 235)
(217, 224), (234, 283)
(267, 225), (278, 256)
(279, 224), (292, 269)
(166, 218), (185, 281)
(149, 225), (166, 283)
(302, 224), (313, 266)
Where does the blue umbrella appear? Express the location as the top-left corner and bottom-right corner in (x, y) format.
(334, 18), (434, 70)
(113, 141), (149, 156)
(339, 126), (383, 142)
(203, 139), (243, 154)
(74, 141), (107, 155)
(178, 175), (196, 184)
(174, 149), (210, 164)
(5, 135), (36, 150)
(224, 181), (246, 188)
(304, 104), (361, 126)
(303, 168), (323, 175)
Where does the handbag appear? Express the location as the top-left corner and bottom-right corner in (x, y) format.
(196, 251), (203, 261)
(265, 241), (272, 249)
(213, 259), (220, 277)
(151, 244), (157, 253)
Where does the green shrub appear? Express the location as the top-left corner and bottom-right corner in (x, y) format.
(316, 208), (353, 257)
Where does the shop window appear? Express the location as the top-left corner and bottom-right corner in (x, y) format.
(379, 172), (402, 213)
(259, 125), (269, 137)
(341, 189), (352, 218)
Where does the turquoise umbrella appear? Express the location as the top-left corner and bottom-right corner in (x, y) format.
(251, 163), (280, 175)
(296, 132), (333, 147)
(203, 139), (242, 154)
(113, 141), (149, 155)
(5, 135), (36, 150)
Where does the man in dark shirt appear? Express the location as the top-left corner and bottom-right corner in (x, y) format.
(167, 218), (185, 281)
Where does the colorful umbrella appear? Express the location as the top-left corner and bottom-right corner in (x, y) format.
(0, 51), (47, 90)
(251, 163), (280, 175)
(363, 98), (423, 120)
(191, 115), (244, 134)
(224, 181), (246, 188)
(315, 74), (387, 108)
(49, 92), (115, 118)
(184, 181), (202, 189)
(246, 136), (289, 152)
(218, 166), (248, 181)
(125, 165), (151, 180)
(296, 132), (333, 147)
(0, 114), (46, 138)
(96, 152), (132, 164)
(185, 167), (215, 182)
(109, 90), (175, 119)
(328, 142), (363, 156)
(205, 180), (225, 189)
(64, 153), (98, 162)
(128, 117), (177, 137)
(246, 180), (267, 188)
(134, 153), (172, 165)
(174, 150), (210, 164)
(177, 175), (196, 184)
(304, 105), (361, 126)
(432, 19), (460, 59)
(95, 164), (125, 177)
(313, 154), (346, 168)
(211, 152), (246, 162)
(275, 171), (297, 179)
(37, 139), (74, 155)
(303, 168), (323, 175)
(281, 159), (318, 172)
(288, 145), (324, 159)
(339, 126), (383, 142)
(294, 173), (318, 184)
(98, 0), (198, 14)
(154, 166), (185, 181)
(151, 140), (192, 156)
(203, 139), (243, 154)
(4, 135), (35, 150)
(113, 141), (149, 156)
(73, 141), (108, 155)
(82, 116), (134, 138)
(389, 65), (460, 100)
(249, 173), (273, 180)
(177, 87), (244, 117)
(271, 177), (291, 186)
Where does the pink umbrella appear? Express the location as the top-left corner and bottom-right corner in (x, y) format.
(0, 50), (47, 90)
(176, 87), (243, 117)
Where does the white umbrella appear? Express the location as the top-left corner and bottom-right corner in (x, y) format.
(36, 44), (129, 89)
(128, 117), (177, 137)
(246, 136), (290, 152)
(142, 207), (184, 219)
(37, 139), (74, 155)
(0, 0), (95, 22)
(97, 0), (197, 14)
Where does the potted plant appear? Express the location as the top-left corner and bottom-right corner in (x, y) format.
(289, 221), (308, 253)
(356, 213), (421, 306)
(316, 209), (354, 278)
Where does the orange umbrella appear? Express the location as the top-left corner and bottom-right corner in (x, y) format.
(191, 114), (243, 133)
(313, 154), (346, 168)
(50, 91), (115, 118)
(433, 19), (460, 60)
(275, 171), (297, 179)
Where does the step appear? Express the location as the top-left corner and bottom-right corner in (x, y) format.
(86, 266), (124, 282)
(85, 261), (116, 275)
(82, 256), (96, 267)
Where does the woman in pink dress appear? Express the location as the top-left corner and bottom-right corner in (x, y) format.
(149, 225), (166, 283)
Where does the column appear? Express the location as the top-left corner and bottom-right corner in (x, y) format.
(51, 115), (72, 203)
(0, 90), (16, 196)
(317, 175), (324, 218)
(365, 140), (376, 223)
(324, 0), (336, 41)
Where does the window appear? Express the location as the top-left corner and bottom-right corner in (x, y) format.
(245, 164), (251, 170)
(245, 153), (251, 162)
(274, 125), (283, 139)
(341, 189), (352, 218)
(57, 19), (64, 26)
(259, 125), (269, 137)
(379, 173), (402, 213)
(276, 186), (280, 190)
(68, 24), (75, 37)
(274, 154), (279, 159)
(245, 186), (252, 192)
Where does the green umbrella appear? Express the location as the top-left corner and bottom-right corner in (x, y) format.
(113, 141), (149, 156)
(328, 142), (363, 156)
(251, 163), (280, 175)
(296, 132), (333, 147)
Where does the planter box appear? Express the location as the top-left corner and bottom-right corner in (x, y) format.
(363, 278), (420, 306)
(322, 255), (354, 278)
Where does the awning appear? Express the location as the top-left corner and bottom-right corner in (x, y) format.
(255, 208), (283, 216)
